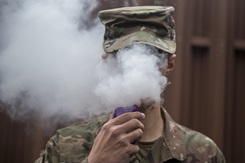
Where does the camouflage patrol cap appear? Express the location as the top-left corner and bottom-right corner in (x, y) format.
(98, 6), (176, 54)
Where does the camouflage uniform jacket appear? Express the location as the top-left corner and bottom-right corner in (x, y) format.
(35, 108), (226, 163)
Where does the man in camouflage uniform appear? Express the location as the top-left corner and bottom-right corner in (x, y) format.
(35, 6), (226, 163)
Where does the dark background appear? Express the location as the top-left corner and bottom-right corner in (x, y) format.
(0, 0), (244, 162)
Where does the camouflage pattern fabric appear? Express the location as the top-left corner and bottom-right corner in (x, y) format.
(98, 6), (176, 54)
(35, 108), (226, 163)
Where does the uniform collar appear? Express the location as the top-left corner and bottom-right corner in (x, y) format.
(159, 107), (187, 162)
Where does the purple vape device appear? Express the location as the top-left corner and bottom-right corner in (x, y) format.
(113, 105), (139, 118)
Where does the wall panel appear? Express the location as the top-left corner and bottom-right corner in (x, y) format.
(191, 0), (211, 37)
(234, 0), (245, 40)
(188, 47), (210, 132)
(233, 51), (245, 163)
(225, 50), (245, 163)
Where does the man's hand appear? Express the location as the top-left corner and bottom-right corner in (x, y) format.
(88, 112), (145, 163)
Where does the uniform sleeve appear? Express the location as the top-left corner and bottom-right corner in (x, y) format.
(34, 136), (60, 163)
(35, 136), (90, 163)
(80, 157), (89, 163)
(34, 115), (109, 163)
(215, 148), (226, 163)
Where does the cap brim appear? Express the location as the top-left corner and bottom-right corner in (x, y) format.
(103, 31), (176, 54)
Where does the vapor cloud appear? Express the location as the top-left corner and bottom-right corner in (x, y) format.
(0, 0), (169, 122)
(0, 0), (104, 119)
(95, 44), (168, 110)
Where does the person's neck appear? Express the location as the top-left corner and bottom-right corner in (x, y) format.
(139, 102), (164, 142)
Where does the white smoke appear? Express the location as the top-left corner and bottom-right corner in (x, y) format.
(0, 0), (104, 119)
(95, 44), (168, 110)
(0, 0), (169, 122)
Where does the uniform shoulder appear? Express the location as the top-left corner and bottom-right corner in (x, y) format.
(53, 113), (110, 162)
(178, 125), (217, 148)
(57, 113), (110, 138)
(177, 124), (225, 162)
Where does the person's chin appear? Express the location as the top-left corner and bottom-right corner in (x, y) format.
(139, 98), (156, 111)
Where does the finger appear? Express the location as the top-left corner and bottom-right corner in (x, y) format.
(126, 128), (143, 144)
(128, 144), (140, 156)
(111, 112), (145, 125)
(120, 118), (144, 133)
